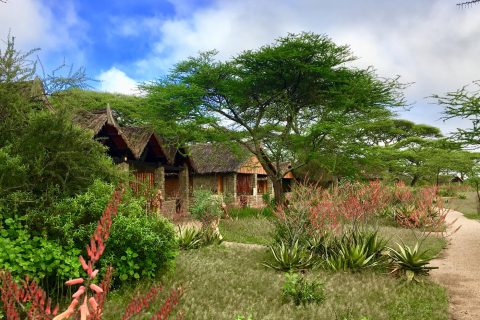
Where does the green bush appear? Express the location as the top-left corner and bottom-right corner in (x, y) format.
(190, 189), (223, 224)
(102, 214), (178, 284)
(0, 215), (81, 290)
(282, 272), (325, 306)
(5, 110), (120, 204)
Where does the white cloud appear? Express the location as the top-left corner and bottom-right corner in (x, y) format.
(129, 0), (480, 134)
(0, 0), (88, 68)
(97, 67), (138, 95)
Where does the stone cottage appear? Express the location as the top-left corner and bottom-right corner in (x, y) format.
(188, 143), (294, 207)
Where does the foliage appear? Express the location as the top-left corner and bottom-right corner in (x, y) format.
(142, 32), (406, 204)
(0, 216), (81, 291)
(384, 137), (478, 186)
(0, 111), (119, 212)
(103, 214), (178, 284)
(49, 89), (146, 127)
(263, 240), (315, 272)
(0, 190), (183, 320)
(435, 80), (480, 146)
(28, 180), (143, 247)
(273, 181), (389, 247)
(190, 189), (223, 224)
(282, 272), (325, 306)
(388, 241), (438, 282)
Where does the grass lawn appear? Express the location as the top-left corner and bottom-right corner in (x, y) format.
(220, 217), (274, 245)
(103, 244), (448, 320)
(444, 191), (480, 220)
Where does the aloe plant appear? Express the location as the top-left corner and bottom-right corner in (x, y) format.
(177, 226), (203, 250)
(325, 229), (388, 272)
(263, 240), (315, 272)
(388, 241), (438, 282)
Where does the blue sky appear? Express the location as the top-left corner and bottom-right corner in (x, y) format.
(1, 0), (480, 134)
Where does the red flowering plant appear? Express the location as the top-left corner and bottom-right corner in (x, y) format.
(0, 189), (183, 320)
(394, 185), (448, 231)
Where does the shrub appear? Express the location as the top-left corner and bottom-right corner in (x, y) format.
(282, 272), (325, 306)
(0, 189), (183, 319)
(0, 215), (81, 293)
(190, 189), (223, 225)
(263, 240), (315, 272)
(25, 180), (146, 247)
(393, 186), (447, 230)
(102, 214), (178, 284)
(388, 241), (438, 282)
(7, 110), (119, 204)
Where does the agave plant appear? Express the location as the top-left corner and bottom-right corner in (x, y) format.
(263, 240), (315, 272)
(388, 241), (438, 282)
(177, 226), (203, 250)
(325, 229), (388, 272)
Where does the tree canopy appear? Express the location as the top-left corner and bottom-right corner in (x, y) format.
(141, 32), (407, 203)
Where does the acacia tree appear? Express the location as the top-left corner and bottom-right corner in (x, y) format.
(142, 33), (405, 204)
(435, 81), (480, 146)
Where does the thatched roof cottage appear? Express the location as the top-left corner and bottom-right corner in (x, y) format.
(73, 107), (190, 215)
(189, 143), (294, 207)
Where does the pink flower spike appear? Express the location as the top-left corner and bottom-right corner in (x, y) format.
(80, 296), (89, 320)
(65, 278), (84, 286)
(89, 297), (99, 310)
(72, 286), (85, 299)
(90, 283), (104, 294)
(79, 256), (89, 271)
(90, 269), (99, 279)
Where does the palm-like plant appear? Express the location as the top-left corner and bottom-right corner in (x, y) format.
(263, 240), (315, 272)
(388, 241), (438, 282)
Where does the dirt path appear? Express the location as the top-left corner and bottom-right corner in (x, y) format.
(430, 210), (480, 320)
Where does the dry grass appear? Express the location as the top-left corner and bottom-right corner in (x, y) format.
(103, 245), (448, 320)
(444, 191), (480, 220)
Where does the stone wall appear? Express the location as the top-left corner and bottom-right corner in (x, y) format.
(191, 175), (218, 193)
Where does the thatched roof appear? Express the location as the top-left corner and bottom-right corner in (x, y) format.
(72, 107), (119, 135)
(121, 126), (177, 163)
(189, 143), (250, 174)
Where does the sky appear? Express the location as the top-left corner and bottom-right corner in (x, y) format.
(1, 0), (479, 135)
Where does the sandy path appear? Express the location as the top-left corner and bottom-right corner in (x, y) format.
(430, 210), (480, 320)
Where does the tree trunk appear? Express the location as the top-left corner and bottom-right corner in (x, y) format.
(410, 175), (419, 187)
(272, 178), (285, 207)
(475, 181), (480, 215)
